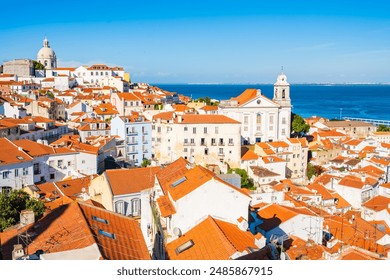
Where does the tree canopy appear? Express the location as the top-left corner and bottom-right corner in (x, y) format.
(227, 168), (255, 190)
(291, 114), (310, 135)
(0, 190), (45, 232)
(32, 60), (45, 70)
(377, 124), (390, 132)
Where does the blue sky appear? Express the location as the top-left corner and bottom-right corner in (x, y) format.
(1, 0), (390, 84)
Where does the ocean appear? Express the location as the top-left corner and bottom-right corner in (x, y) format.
(155, 84), (390, 121)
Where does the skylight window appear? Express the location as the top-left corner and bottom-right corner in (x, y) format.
(175, 240), (194, 255)
(171, 177), (187, 187)
(92, 215), (109, 224)
(98, 229), (115, 239)
(17, 156), (24, 160)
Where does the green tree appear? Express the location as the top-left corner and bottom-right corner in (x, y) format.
(32, 60), (45, 70)
(46, 91), (55, 99)
(307, 163), (325, 180)
(227, 168), (255, 190)
(141, 158), (151, 167)
(377, 124), (390, 132)
(0, 190), (45, 232)
(292, 114), (310, 135)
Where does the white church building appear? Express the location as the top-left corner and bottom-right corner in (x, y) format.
(37, 37), (57, 70)
(219, 71), (292, 144)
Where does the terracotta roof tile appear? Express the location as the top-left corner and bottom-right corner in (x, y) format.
(178, 114), (240, 124)
(241, 149), (259, 161)
(106, 167), (160, 196)
(0, 138), (33, 165)
(156, 195), (176, 218)
(362, 195), (390, 211)
(166, 216), (258, 260)
(338, 175), (365, 189)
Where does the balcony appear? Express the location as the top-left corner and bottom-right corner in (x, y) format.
(127, 141), (138, 145)
(228, 142), (234, 146)
(218, 153), (225, 157)
(143, 140), (148, 144)
(127, 131), (138, 136)
(211, 143), (217, 146)
(142, 131), (148, 135)
(127, 150), (138, 154)
(219, 142), (225, 146)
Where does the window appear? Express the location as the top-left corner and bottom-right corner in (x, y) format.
(201, 138), (205, 145)
(57, 160), (63, 167)
(219, 138), (224, 145)
(211, 138), (216, 145)
(67, 161), (71, 167)
(23, 168), (28, 175)
(282, 89), (286, 98)
(256, 114), (261, 124)
(204, 127), (207, 134)
(270, 115), (274, 124)
(131, 198), (141, 216)
(33, 163), (40, 175)
(193, 127), (196, 134)
(98, 229), (116, 240)
(244, 116), (249, 124)
(229, 138), (233, 145)
(82, 160), (85, 164)
(244, 126), (248, 131)
(15, 169), (19, 177)
(50, 173), (55, 180)
(184, 148), (188, 152)
(282, 117), (286, 125)
(282, 128), (286, 135)
(184, 139), (188, 145)
(215, 127), (219, 134)
(269, 126), (273, 131)
(92, 215), (109, 224)
(115, 200), (126, 215)
(190, 138), (195, 145)
(219, 148), (224, 155)
(184, 127), (188, 131)
(2, 171), (10, 179)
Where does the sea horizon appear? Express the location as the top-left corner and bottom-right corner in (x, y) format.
(155, 83), (390, 121)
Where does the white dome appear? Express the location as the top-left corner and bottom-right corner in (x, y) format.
(37, 37), (56, 59)
(37, 47), (56, 59)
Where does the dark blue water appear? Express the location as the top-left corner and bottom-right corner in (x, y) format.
(155, 84), (390, 121)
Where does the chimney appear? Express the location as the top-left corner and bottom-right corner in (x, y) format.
(177, 115), (182, 123)
(20, 209), (35, 227)
(12, 244), (25, 260)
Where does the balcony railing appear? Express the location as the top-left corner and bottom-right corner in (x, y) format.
(128, 141), (138, 145)
(127, 131), (138, 136)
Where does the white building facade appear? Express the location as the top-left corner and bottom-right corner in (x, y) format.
(219, 72), (292, 144)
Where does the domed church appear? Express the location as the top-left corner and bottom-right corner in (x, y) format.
(37, 37), (57, 70)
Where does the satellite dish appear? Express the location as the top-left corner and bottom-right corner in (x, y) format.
(173, 227), (182, 237)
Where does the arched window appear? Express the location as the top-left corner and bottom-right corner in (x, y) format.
(282, 89), (286, 98)
(44, 60), (48, 66)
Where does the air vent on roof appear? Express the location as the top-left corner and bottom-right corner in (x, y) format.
(171, 177), (187, 187)
(175, 240), (194, 255)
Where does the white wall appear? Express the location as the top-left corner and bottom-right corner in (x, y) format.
(169, 179), (251, 236)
